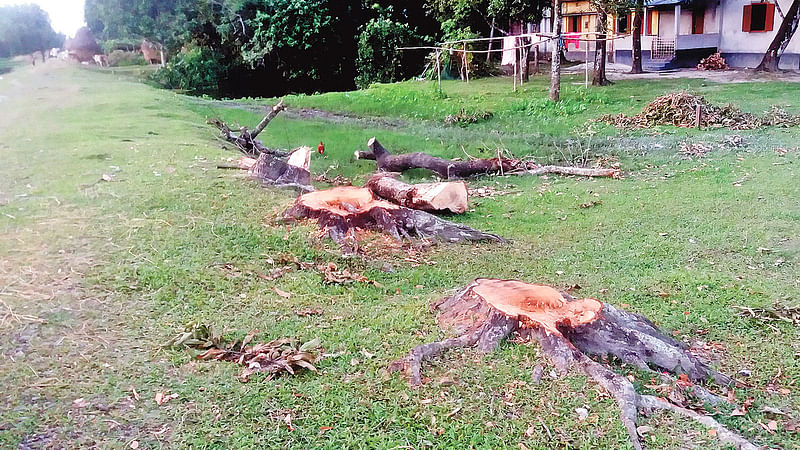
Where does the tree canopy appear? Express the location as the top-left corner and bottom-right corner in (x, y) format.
(0, 4), (63, 58)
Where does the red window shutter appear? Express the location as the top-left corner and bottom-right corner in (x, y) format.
(627, 13), (633, 33)
(742, 4), (752, 32)
(765, 3), (775, 31)
(577, 16), (582, 32)
(647, 10), (654, 35)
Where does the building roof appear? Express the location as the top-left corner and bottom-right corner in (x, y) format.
(645, 0), (690, 6)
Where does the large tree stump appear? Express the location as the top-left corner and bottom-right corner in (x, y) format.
(391, 279), (756, 450)
(365, 173), (469, 214)
(355, 138), (620, 179)
(283, 186), (503, 249)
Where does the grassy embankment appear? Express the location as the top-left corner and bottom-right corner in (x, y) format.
(1, 62), (798, 448)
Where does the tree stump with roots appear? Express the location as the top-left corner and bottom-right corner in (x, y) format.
(283, 186), (503, 252)
(390, 279), (757, 450)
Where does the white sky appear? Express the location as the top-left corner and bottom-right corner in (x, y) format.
(0, 0), (85, 37)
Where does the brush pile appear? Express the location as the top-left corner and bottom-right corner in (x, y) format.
(697, 52), (728, 70)
(600, 92), (800, 130)
(197, 333), (318, 382)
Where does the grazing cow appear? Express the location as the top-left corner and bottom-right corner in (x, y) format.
(49, 48), (60, 59)
(93, 54), (108, 67)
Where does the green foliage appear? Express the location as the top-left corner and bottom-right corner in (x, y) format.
(149, 46), (227, 95)
(356, 17), (420, 88)
(0, 4), (63, 58)
(84, 0), (192, 50)
(107, 50), (146, 67)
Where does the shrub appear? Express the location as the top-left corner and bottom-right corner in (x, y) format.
(107, 50), (145, 67)
(149, 46), (226, 95)
(356, 18), (421, 89)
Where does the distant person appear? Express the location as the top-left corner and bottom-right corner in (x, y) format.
(31, 54), (36, 66)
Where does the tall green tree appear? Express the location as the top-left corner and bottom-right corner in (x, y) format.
(0, 4), (63, 58)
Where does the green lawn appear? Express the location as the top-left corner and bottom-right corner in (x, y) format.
(1, 63), (798, 449)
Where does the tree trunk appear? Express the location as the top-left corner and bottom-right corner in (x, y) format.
(282, 186), (503, 252)
(592, 10), (612, 86)
(354, 138), (620, 179)
(630, 4), (644, 74)
(550, 0), (563, 102)
(390, 279), (757, 450)
(755, 0), (800, 71)
(365, 173), (469, 214)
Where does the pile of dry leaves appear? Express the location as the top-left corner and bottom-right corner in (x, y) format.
(599, 92), (800, 130)
(167, 323), (319, 382)
(697, 52), (728, 71)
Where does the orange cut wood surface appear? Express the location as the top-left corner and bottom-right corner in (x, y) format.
(296, 186), (399, 217)
(472, 279), (603, 335)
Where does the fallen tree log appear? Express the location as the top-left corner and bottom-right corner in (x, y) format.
(209, 99), (289, 158)
(249, 146), (314, 192)
(390, 279), (755, 450)
(283, 186), (503, 249)
(365, 173), (468, 214)
(355, 138), (620, 179)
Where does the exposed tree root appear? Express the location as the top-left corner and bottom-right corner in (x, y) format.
(282, 186), (503, 252)
(391, 279), (756, 450)
(355, 138), (620, 179)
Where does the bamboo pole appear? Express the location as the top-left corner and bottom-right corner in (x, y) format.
(436, 49), (442, 93)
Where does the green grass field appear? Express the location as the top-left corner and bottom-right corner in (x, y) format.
(1, 62), (798, 449)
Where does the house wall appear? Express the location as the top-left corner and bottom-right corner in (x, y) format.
(720, 0), (800, 69)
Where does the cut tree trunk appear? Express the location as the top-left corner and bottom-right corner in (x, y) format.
(630, 4), (644, 74)
(391, 279), (757, 450)
(209, 99), (289, 158)
(355, 138), (620, 179)
(756, 0), (800, 71)
(550, 0), (563, 102)
(365, 173), (469, 214)
(283, 186), (503, 250)
(249, 147), (314, 192)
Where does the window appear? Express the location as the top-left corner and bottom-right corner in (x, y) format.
(617, 13), (632, 33)
(692, 8), (705, 34)
(743, 3), (775, 32)
(646, 10), (658, 35)
(566, 15), (582, 33)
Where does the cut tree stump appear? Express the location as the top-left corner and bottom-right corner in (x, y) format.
(355, 138), (620, 179)
(391, 279), (756, 450)
(365, 173), (469, 214)
(249, 146), (314, 192)
(209, 99), (289, 158)
(283, 186), (503, 249)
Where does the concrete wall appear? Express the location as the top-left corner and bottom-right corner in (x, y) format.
(719, 0), (800, 60)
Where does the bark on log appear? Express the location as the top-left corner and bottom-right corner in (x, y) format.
(282, 186), (503, 251)
(365, 173), (469, 214)
(391, 279), (755, 450)
(249, 148), (314, 193)
(356, 138), (620, 179)
(209, 99), (290, 158)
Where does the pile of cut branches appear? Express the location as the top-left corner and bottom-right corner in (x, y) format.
(197, 334), (318, 382)
(600, 92), (800, 130)
(697, 52), (728, 70)
(168, 323), (319, 382)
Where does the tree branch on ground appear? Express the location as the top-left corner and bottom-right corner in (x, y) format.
(355, 138), (620, 179)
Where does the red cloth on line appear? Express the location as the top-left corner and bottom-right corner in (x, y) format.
(564, 33), (580, 50)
